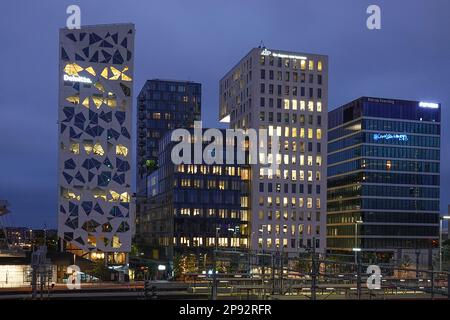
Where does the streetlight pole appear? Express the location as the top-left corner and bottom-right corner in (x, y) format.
(212, 226), (220, 300)
(353, 219), (363, 264)
(439, 216), (450, 272)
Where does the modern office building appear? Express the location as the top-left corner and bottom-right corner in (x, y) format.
(136, 80), (201, 195)
(138, 129), (250, 264)
(57, 24), (135, 265)
(135, 80), (201, 246)
(219, 47), (328, 255)
(327, 97), (440, 263)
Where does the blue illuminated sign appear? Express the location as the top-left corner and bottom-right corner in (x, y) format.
(373, 133), (408, 141)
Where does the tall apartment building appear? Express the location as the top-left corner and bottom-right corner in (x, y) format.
(139, 129), (250, 265)
(327, 97), (440, 264)
(135, 80), (201, 247)
(136, 80), (201, 195)
(58, 24), (135, 265)
(219, 48), (328, 255)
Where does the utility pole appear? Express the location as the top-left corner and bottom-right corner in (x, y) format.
(311, 237), (317, 301)
(356, 251), (362, 300)
(271, 252), (275, 295)
(211, 227), (219, 300)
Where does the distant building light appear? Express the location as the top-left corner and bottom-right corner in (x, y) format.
(63, 74), (92, 84)
(373, 133), (408, 142)
(419, 101), (439, 109)
(157, 265), (166, 271)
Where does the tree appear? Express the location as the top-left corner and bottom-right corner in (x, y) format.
(90, 261), (111, 281)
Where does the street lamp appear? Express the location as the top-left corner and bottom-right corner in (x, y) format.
(353, 219), (363, 264)
(439, 216), (450, 272)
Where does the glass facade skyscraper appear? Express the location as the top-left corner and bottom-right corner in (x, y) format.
(136, 80), (201, 196)
(135, 80), (202, 249)
(327, 97), (440, 261)
(138, 129), (250, 263)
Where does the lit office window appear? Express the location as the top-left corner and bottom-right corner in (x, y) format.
(300, 100), (306, 110)
(308, 60), (314, 70)
(318, 61), (323, 72)
(291, 99), (298, 110)
(300, 128), (305, 138)
(308, 101), (314, 111)
(316, 155), (322, 166)
(317, 101), (322, 112)
(300, 60), (306, 70)
(317, 129), (322, 140)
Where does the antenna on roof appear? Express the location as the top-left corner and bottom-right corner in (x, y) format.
(258, 40), (265, 49)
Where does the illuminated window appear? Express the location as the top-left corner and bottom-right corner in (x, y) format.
(292, 100), (298, 110)
(110, 66), (122, 80)
(284, 127), (290, 137)
(300, 60), (306, 70)
(307, 156), (313, 166)
(93, 143), (104, 156)
(109, 190), (120, 202)
(84, 142), (93, 155)
(308, 128), (313, 139)
(120, 192), (130, 202)
(95, 82), (105, 93)
(308, 101), (314, 111)
(308, 60), (314, 70)
(61, 187), (81, 201)
(241, 197), (249, 207)
(292, 128), (297, 138)
(82, 97), (90, 108)
(284, 99), (290, 110)
(307, 197), (313, 208)
(64, 63), (83, 76)
(85, 66), (96, 76)
(316, 129), (322, 140)
(112, 235), (122, 248)
(316, 155), (322, 166)
(105, 98), (117, 108)
(300, 128), (305, 138)
(92, 96), (103, 109)
(307, 171), (313, 181)
(317, 101), (322, 112)
(300, 100), (306, 110)
(87, 235), (97, 247)
(116, 144), (128, 157)
(70, 143), (79, 154)
(386, 160), (392, 170)
(66, 95), (80, 105)
(318, 61), (323, 72)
